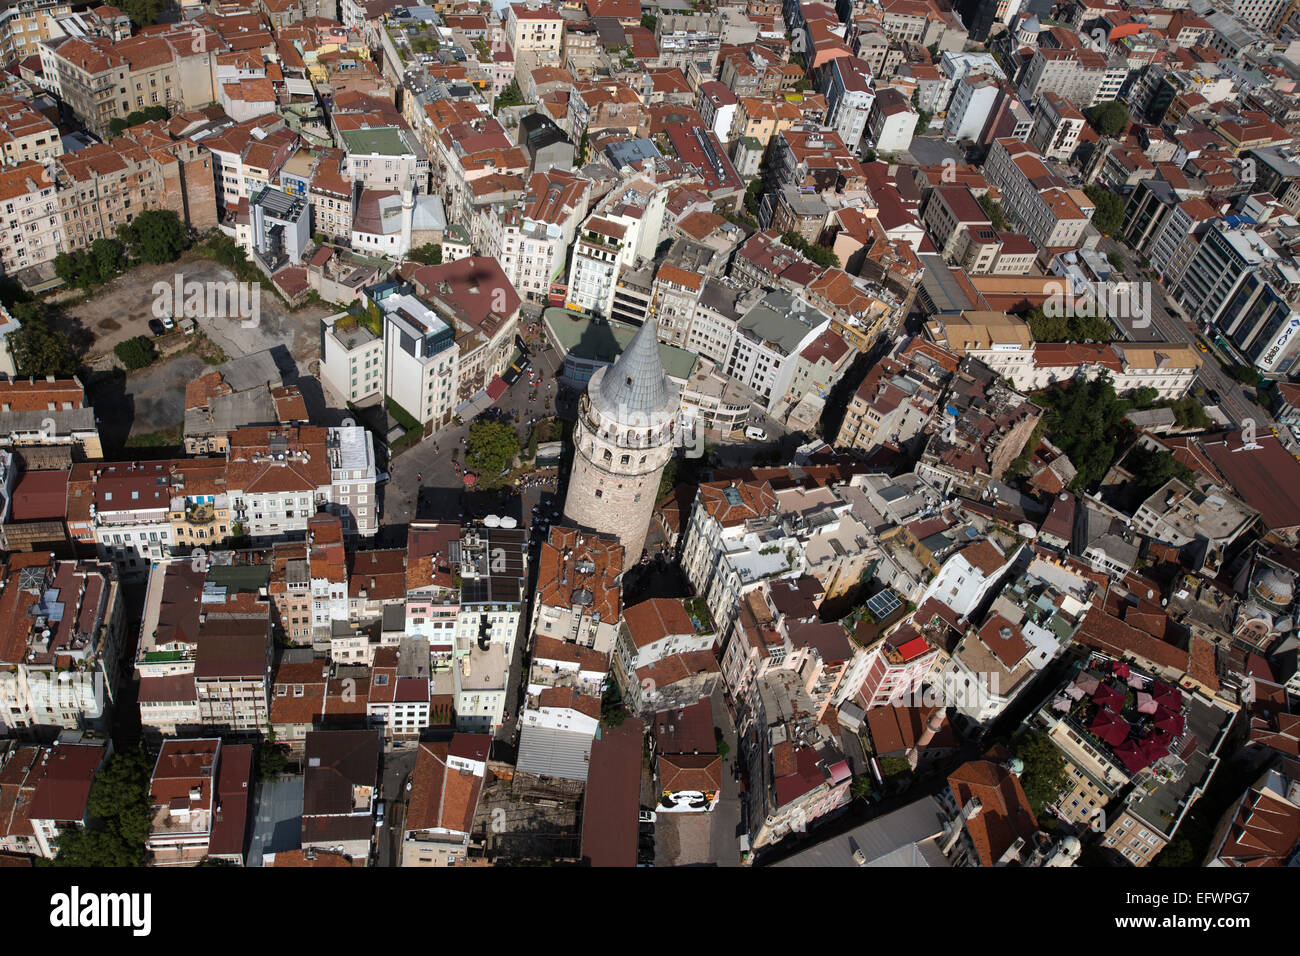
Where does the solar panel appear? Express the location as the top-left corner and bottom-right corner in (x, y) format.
(866, 590), (901, 620)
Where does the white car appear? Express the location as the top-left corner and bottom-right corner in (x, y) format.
(161, 313), (175, 331)
(639, 810), (656, 824)
(744, 425), (766, 441)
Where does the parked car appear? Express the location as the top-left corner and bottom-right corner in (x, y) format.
(161, 313), (175, 331)
(148, 318), (166, 337)
(374, 800), (386, 827)
(638, 810), (656, 824)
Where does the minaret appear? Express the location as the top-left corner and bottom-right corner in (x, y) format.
(399, 178), (414, 256)
(563, 314), (678, 571)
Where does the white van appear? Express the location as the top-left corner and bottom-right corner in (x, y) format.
(744, 425), (766, 441)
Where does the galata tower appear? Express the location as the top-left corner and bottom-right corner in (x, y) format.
(563, 315), (679, 571)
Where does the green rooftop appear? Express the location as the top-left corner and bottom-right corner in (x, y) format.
(340, 127), (409, 156)
(207, 563), (272, 592)
(543, 307), (697, 382)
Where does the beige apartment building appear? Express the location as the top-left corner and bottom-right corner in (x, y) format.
(0, 93), (61, 167)
(40, 30), (217, 138)
(0, 0), (70, 66)
(0, 160), (62, 275)
(984, 137), (1094, 253)
(505, 2), (564, 63)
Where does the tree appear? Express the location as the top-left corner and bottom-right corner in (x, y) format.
(115, 335), (157, 371)
(493, 79), (524, 113)
(53, 237), (125, 289)
(781, 229), (840, 269)
(850, 776), (875, 802)
(408, 242), (443, 265)
(1225, 364), (1261, 387)
(1011, 730), (1070, 818)
(1041, 374), (1130, 490)
(8, 302), (78, 377)
(1154, 835), (1197, 867)
(879, 756), (913, 783)
(116, 0), (164, 27)
(257, 740), (289, 781)
(1024, 305), (1070, 343)
(743, 177), (764, 216)
(640, 12), (657, 30)
(1088, 101), (1130, 138)
(53, 749), (151, 867)
(1131, 386), (1159, 409)
(465, 419), (521, 487)
(1126, 443), (1197, 500)
(108, 104), (168, 136)
(1084, 185), (1124, 236)
(658, 455), (678, 498)
(89, 237), (126, 282)
(978, 193), (1008, 231)
(600, 681), (626, 728)
(120, 210), (188, 264)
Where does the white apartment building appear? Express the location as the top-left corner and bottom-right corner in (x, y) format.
(482, 169), (591, 304)
(565, 216), (630, 318)
(320, 311), (386, 405)
(944, 74), (1001, 143)
(984, 137), (1093, 251)
(726, 290), (833, 411)
(917, 540), (1017, 620)
(825, 56), (876, 152)
(378, 289), (458, 427)
(225, 425), (379, 541)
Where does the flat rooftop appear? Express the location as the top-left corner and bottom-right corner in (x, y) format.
(340, 126), (412, 157)
(543, 307), (697, 381)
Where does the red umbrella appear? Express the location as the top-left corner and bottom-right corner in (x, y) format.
(1151, 683), (1181, 708)
(1114, 739), (1150, 773)
(1112, 661), (1130, 679)
(1090, 709), (1131, 746)
(1155, 712), (1184, 736)
(1093, 683), (1125, 712)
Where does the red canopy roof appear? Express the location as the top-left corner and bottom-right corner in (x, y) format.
(1093, 683), (1125, 712)
(1090, 709), (1130, 746)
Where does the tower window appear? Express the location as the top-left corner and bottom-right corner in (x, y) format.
(595, 489), (603, 498)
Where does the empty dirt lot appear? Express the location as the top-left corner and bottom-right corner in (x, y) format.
(54, 255), (333, 365)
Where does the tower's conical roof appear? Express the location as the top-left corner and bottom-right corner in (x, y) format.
(598, 313), (674, 419)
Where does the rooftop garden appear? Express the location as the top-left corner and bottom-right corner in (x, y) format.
(684, 597), (714, 635)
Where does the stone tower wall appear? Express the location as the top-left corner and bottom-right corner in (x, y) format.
(564, 407), (674, 570)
